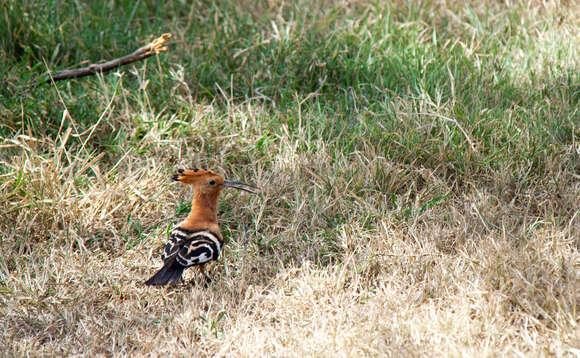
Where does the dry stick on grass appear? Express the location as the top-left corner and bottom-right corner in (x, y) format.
(42, 33), (172, 83)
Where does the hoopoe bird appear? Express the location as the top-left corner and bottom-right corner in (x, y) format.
(145, 168), (256, 286)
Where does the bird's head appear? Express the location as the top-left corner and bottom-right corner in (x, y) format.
(172, 168), (257, 195)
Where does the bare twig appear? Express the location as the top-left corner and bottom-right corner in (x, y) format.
(42, 33), (172, 83)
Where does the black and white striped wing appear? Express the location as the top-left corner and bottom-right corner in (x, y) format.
(161, 228), (222, 267)
(176, 231), (222, 267)
(161, 227), (190, 262)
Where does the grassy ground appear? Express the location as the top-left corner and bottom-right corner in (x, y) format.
(1, 0), (579, 356)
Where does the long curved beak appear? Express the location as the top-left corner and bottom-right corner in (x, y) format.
(224, 180), (258, 194)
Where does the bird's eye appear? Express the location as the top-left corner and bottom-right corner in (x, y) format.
(209, 180), (216, 186)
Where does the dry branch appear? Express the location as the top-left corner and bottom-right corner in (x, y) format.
(43, 33), (172, 83)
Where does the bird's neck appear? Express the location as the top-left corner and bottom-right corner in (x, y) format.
(184, 191), (219, 226)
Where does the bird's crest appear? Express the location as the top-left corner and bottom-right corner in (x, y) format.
(172, 168), (257, 193)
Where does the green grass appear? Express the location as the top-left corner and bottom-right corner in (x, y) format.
(1, 0), (579, 356)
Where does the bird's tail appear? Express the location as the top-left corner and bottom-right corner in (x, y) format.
(145, 260), (185, 286)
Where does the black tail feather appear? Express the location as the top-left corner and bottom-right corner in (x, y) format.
(145, 261), (185, 286)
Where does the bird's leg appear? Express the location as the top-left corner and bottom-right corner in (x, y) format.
(199, 264), (213, 287)
(190, 264), (213, 287)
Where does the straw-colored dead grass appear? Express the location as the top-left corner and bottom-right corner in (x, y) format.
(1, 111), (578, 356)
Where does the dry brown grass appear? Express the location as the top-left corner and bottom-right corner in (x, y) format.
(1, 105), (578, 356)
(1, 0), (579, 357)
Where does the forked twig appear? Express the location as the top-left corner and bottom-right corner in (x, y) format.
(42, 33), (172, 83)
